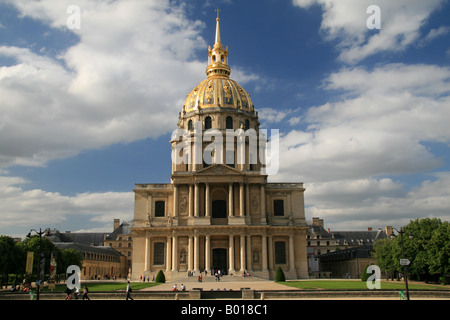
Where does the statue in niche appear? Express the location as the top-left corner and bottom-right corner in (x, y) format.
(253, 249), (260, 263)
(251, 195), (258, 210)
(180, 248), (187, 264)
(179, 195), (188, 213)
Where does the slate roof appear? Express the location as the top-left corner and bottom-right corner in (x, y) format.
(307, 224), (388, 245)
(332, 229), (388, 245)
(104, 221), (132, 240)
(54, 242), (123, 257)
(46, 221), (133, 245)
(319, 245), (375, 262)
(47, 230), (107, 246)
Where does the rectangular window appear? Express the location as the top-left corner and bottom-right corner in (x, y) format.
(153, 242), (165, 265)
(273, 200), (284, 216)
(155, 201), (165, 217)
(275, 241), (287, 265)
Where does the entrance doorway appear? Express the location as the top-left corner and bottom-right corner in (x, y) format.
(212, 248), (227, 275)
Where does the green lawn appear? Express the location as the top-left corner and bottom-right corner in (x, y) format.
(279, 280), (446, 291)
(42, 281), (161, 292)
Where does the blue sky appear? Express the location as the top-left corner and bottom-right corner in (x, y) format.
(1, 0), (449, 237)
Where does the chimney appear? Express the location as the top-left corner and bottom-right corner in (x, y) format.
(385, 226), (393, 237)
(312, 217), (320, 226)
(114, 219), (120, 231)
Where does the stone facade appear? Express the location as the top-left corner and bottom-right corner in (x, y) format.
(131, 14), (308, 281)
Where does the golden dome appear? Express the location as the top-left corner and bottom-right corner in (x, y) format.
(183, 11), (254, 114)
(184, 78), (254, 113)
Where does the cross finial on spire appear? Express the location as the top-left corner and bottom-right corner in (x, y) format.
(214, 8), (222, 44)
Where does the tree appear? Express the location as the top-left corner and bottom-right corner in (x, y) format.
(275, 267), (285, 282)
(427, 221), (450, 284)
(373, 238), (398, 280)
(155, 270), (165, 283)
(59, 248), (83, 274)
(374, 218), (450, 284)
(0, 236), (26, 287)
(17, 235), (58, 280)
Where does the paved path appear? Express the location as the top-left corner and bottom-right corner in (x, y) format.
(140, 275), (297, 291)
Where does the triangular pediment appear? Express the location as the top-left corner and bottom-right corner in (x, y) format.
(196, 164), (243, 176)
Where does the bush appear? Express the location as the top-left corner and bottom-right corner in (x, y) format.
(155, 270), (165, 283)
(275, 267), (285, 282)
(361, 265), (370, 282)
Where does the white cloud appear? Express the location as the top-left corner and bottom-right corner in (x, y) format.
(271, 63), (450, 182)
(293, 0), (445, 63)
(0, 173), (133, 237)
(307, 173), (450, 231)
(269, 62), (450, 229)
(423, 26), (450, 43)
(0, 0), (207, 168)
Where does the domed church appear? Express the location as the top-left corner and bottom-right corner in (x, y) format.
(131, 12), (308, 280)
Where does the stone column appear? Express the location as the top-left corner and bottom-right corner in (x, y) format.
(229, 234), (235, 273)
(205, 182), (211, 217)
(194, 182), (199, 217)
(205, 234), (211, 273)
(260, 184), (266, 224)
(261, 235), (268, 272)
(240, 235), (246, 272)
(188, 236), (193, 271)
(173, 184), (178, 218)
(246, 235), (252, 272)
(171, 235), (178, 271)
(145, 236), (151, 271)
(228, 182), (233, 217)
(245, 184), (250, 216)
(239, 183), (244, 217)
(194, 234), (199, 272)
(268, 235), (273, 272)
(289, 233), (296, 272)
(166, 236), (172, 272)
(189, 184), (193, 217)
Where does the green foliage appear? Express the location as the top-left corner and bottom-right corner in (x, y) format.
(275, 267), (285, 282)
(361, 265), (370, 282)
(0, 236), (26, 277)
(155, 270), (165, 283)
(59, 248), (83, 274)
(374, 218), (450, 284)
(0, 235), (84, 285)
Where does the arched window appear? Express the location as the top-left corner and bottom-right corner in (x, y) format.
(188, 120), (193, 131)
(245, 119), (250, 130)
(205, 116), (212, 130)
(226, 116), (233, 129)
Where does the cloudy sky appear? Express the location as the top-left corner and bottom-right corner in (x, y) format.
(1, 0), (449, 237)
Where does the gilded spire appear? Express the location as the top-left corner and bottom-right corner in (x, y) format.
(215, 8), (221, 45)
(207, 9), (230, 78)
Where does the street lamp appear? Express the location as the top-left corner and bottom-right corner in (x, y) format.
(27, 228), (51, 301)
(390, 227), (413, 300)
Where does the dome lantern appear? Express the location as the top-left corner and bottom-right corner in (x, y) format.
(206, 9), (231, 78)
(183, 10), (254, 114)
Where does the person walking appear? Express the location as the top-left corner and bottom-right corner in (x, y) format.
(82, 285), (90, 300)
(126, 281), (134, 300)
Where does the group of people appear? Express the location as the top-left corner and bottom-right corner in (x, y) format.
(64, 285), (90, 300)
(10, 282), (32, 293)
(139, 274), (154, 282)
(171, 283), (186, 291)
